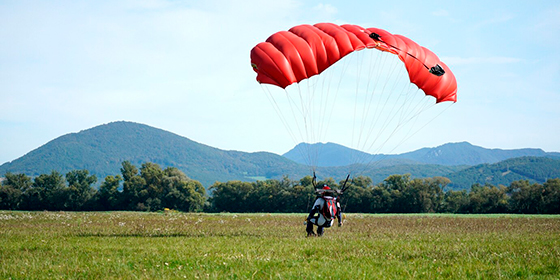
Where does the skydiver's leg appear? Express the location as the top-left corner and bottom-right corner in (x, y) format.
(306, 221), (316, 236)
(317, 226), (324, 236)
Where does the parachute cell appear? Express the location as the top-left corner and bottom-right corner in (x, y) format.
(250, 23), (457, 103)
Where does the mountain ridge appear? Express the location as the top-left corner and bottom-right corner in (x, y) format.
(283, 141), (560, 167)
(0, 121), (307, 187)
(445, 156), (560, 190)
(1, 121), (559, 189)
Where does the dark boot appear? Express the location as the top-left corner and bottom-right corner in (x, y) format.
(317, 226), (324, 237)
(306, 222), (316, 237)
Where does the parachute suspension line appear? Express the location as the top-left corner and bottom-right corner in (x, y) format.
(303, 63), (333, 168)
(395, 100), (455, 149)
(304, 51), (354, 169)
(261, 85), (308, 167)
(353, 49), (388, 167)
(392, 84), (429, 131)
(314, 65), (332, 165)
(304, 79), (320, 169)
(360, 101), (435, 174)
(260, 85), (297, 143)
(321, 52), (351, 143)
(299, 59), (333, 169)
(351, 50), (375, 166)
(365, 51), (404, 147)
(336, 50), (393, 172)
(345, 49), (448, 175)
(293, 84), (321, 170)
(350, 52), (361, 161)
(355, 91), (444, 175)
(348, 50), (384, 167)
(263, 83), (316, 170)
(398, 85), (423, 123)
(363, 87), (430, 161)
(296, 83), (315, 167)
(346, 49), (389, 170)
(356, 52), (407, 163)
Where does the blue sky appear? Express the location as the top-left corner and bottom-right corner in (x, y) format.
(1, 0), (559, 165)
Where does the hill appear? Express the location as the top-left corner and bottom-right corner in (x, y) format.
(445, 156), (560, 190)
(282, 142), (420, 167)
(0, 123), (467, 188)
(395, 142), (559, 165)
(283, 141), (560, 166)
(0, 121), (307, 187)
(1, 121), (559, 190)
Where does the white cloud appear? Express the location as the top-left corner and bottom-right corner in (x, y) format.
(312, 3), (338, 17)
(529, 5), (560, 46)
(431, 9), (449, 17)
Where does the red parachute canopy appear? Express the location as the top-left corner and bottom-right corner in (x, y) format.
(250, 23), (457, 103)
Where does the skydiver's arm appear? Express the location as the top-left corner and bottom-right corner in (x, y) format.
(336, 200), (342, 226)
(307, 198), (323, 220)
(307, 204), (320, 220)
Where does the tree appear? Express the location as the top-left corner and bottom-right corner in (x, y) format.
(542, 178), (560, 214)
(121, 161), (138, 182)
(121, 161), (148, 211)
(370, 186), (391, 213)
(161, 167), (205, 212)
(250, 180), (276, 212)
(95, 175), (122, 210)
(507, 180), (544, 214)
(26, 171), (66, 210)
(299, 175), (314, 189)
(405, 179), (434, 213)
(0, 173), (31, 210)
(65, 170), (97, 210)
(380, 174), (411, 213)
(209, 181), (255, 212)
(286, 182), (314, 213)
(343, 176), (373, 213)
(426, 177), (449, 212)
(441, 190), (469, 213)
(408, 177), (448, 213)
(468, 184), (509, 213)
(295, 176), (318, 212)
(139, 162), (165, 211)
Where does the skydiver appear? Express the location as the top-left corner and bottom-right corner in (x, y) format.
(305, 184), (343, 237)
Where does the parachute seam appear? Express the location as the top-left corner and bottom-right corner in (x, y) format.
(276, 32), (311, 80)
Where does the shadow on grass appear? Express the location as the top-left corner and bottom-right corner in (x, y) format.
(71, 231), (263, 238)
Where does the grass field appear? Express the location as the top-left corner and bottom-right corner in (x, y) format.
(1, 211), (559, 279)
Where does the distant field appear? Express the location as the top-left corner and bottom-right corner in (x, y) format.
(1, 211), (559, 279)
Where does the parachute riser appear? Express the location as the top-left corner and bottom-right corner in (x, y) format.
(368, 32), (445, 77)
(340, 173), (351, 194)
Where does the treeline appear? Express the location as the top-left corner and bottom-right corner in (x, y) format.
(209, 175), (560, 214)
(0, 161), (206, 212)
(1, 161), (559, 214)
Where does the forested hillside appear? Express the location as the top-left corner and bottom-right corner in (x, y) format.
(0, 121), (307, 186)
(284, 141), (560, 166)
(1, 121), (559, 190)
(446, 156), (560, 190)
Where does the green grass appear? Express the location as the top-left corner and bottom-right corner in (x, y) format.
(1, 211), (559, 279)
